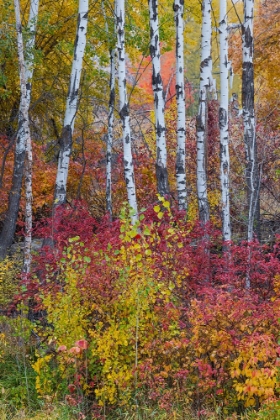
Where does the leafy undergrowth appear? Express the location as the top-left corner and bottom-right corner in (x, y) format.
(1, 199), (280, 419)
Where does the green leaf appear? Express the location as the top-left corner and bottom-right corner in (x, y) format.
(143, 226), (150, 235)
(69, 236), (80, 243)
(83, 256), (91, 263)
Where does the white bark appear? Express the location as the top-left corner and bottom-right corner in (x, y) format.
(219, 0), (231, 242)
(54, 0), (88, 205)
(196, 0), (212, 224)
(242, 0), (259, 249)
(106, 48), (115, 219)
(115, 0), (138, 223)
(242, 0), (259, 289)
(102, 0), (115, 220)
(148, 0), (169, 196)
(14, 0), (34, 275)
(174, 0), (187, 211)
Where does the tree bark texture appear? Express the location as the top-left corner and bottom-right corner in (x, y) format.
(174, 0), (187, 211)
(116, 0), (138, 223)
(106, 48), (115, 220)
(219, 0), (231, 242)
(148, 0), (169, 197)
(242, 0), (259, 246)
(196, 0), (212, 224)
(0, 0), (39, 261)
(13, 0), (33, 274)
(54, 0), (88, 206)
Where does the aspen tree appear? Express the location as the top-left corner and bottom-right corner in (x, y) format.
(115, 0), (138, 223)
(219, 0), (231, 242)
(242, 0), (259, 245)
(0, 0), (39, 261)
(196, 0), (212, 224)
(102, 0), (115, 220)
(174, 0), (187, 211)
(106, 49), (115, 220)
(148, 0), (169, 197)
(13, 0), (34, 274)
(54, 0), (88, 206)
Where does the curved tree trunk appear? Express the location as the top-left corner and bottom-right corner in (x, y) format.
(148, 0), (169, 197)
(54, 0), (88, 206)
(219, 0), (231, 242)
(0, 0), (39, 261)
(174, 0), (187, 211)
(115, 0), (138, 223)
(196, 0), (212, 224)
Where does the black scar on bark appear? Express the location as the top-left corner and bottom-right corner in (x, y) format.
(69, 71), (78, 103)
(196, 113), (205, 133)
(156, 163), (169, 196)
(116, 13), (123, 26)
(73, 13), (81, 60)
(219, 107), (227, 129)
(150, 0), (157, 21)
(200, 56), (211, 72)
(152, 71), (162, 89)
(173, 3), (179, 13)
(26, 83), (31, 91)
(242, 62), (254, 113)
(120, 103), (129, 119)
(60, 124), (72, 150)
(109, 87), (115, 106)
(83, 12), (88, 19)
(156, 122), (165, 136)
(125, 134), (130, 144)
(176, 159), (185, 175)
(242, 25), (253, 50)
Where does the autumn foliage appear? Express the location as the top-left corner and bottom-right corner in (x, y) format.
(0, 198), (273, 418)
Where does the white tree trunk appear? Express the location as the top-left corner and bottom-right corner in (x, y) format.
(14, 0), (34, 275)
(196, 0), (212, 224)
(219, 0), (231, 242)
(102, 0), (115, 220)
(106, 48), (115, 219)
(54, 0), (88, 205)
(148, 0), (169, 197)
(242, 0), (259, 249)
(0, 0), (39, 261)
(174, 0), (187, 211)
(115, 0), (138, 223)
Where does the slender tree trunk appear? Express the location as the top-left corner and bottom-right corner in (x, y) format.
(242, 0), (259, 247)
(219, 0), (231, 242)
(196, 0), (212, 224)
(102, 0), (115, 220)
(54, 0), (88, 205)
(148, 0), (169, 197)
(115, 0), (138, 223)
(174, 0), (187, 211)
(14, 0), (33, 274)
(106, 48), (115, 220)
(0, 0), (39, 261)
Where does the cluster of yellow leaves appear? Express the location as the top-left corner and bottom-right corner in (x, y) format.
(0, 254), (21, 309)
(230, 334), (278, 407)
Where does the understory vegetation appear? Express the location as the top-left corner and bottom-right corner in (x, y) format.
(0, 200), (280, 419)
